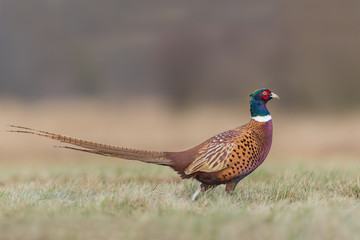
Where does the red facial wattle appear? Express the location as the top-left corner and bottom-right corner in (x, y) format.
(261, 90), (271, 100)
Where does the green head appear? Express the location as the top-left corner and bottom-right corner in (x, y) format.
(249, 89), (279, 118)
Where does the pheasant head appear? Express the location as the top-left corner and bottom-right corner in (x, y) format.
(250, 89), (279, 122)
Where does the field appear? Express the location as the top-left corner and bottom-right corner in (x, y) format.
(1, 100), (360, 240)
(1, 161), (360, 240)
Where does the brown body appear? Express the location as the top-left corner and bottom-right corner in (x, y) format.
(167, 119), (273, 192)
(9, 119), (272, 193)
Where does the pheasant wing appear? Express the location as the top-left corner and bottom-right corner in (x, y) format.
(184, 130), (239, 175)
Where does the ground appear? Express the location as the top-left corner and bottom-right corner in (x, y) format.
(1, 100), (360, 239)
(0, 160), (359, 240)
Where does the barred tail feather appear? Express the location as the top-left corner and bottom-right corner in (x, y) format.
(8, 125), (172, 166)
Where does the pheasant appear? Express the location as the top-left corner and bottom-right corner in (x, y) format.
(9, 88), (279, 200)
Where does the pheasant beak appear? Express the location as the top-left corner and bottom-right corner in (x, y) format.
(270, 92), (279, 100)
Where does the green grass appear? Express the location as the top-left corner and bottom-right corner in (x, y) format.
(0, 160), (360, 240)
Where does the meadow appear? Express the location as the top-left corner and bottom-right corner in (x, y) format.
(1, 99), (360, 240)
(0, 161), (360, 240)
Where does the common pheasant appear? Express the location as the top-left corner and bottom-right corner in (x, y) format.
(9, 88), (279, 200)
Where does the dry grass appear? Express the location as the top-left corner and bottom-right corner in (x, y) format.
(1, 99), (360, 239)
(1, 98), (360, 160)
(0, 161), (360, 240)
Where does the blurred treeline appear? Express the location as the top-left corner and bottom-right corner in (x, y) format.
(1, 0), (359, 109)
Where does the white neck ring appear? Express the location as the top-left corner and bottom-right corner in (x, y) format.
(251, 115), (272, 122)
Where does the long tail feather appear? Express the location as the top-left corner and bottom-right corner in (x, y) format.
(8, 125), (172, 165)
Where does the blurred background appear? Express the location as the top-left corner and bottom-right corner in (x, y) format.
(1, 0), (359, 163)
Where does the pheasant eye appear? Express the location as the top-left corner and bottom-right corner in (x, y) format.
(262, 91), (267, 95)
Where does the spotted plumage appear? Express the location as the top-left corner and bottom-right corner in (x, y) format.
(9, 88), (279, 200)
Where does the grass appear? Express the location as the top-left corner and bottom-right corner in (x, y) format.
(0, 160), (359, 240)
(1, 99), (360, 239)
